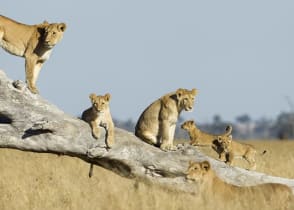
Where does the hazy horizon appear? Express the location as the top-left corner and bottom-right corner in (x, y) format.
(1, 0), (294, 123)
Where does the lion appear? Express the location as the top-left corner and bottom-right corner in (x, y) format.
(186, 160), (294, 208)
(216, 135), (266, 170)
(181, 120), (232, 160)
(82, 93), (115, 149)
(0, 15), (66, 93)
(135, 88), (197, 151)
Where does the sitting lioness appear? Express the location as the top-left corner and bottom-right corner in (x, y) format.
(135, 88), (197, 151)
(186, 161), (293, 208)
(0, 15), (66, 93)
(216, 135), (266, 170)
(181, 120), (232, 160)
(82, 93), (115, 149)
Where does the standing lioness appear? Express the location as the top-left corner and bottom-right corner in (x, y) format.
(0, 15), (66, 93)
(135, 88), (197, 151)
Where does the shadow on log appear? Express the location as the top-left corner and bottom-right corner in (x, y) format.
(0, 69), (294, 194)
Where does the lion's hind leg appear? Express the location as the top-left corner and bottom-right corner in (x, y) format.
(137, 130), (159, 146)
(244, 151), (257, 170)
(0, 26), (4, 40)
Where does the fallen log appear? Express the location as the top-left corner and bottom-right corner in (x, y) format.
(0, 69), (293, 194)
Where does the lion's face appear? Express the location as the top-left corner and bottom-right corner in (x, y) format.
(217, 135), (232, 151)
(186, 161), (211, 182)
(89, 93), (111, 113)
(181, 120), (195, 131)
(43, 23), (66, 48)
(176, 88), (197, 112)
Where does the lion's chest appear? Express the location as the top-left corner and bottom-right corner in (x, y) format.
(94, 112), (110, 128)
(160, 104), (179, 123)
(38, 49), (52, 62)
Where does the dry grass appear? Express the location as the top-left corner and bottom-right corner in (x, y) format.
(0, 140), (294, 210)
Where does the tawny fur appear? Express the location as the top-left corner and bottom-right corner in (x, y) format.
(181, 120), (232, 160)
(216, 136), (266, 170)
(82, 93), (115, 149)
(135, 88), (197, 151)
(186, 161), (293, 208)
(0, 15), (66, 93)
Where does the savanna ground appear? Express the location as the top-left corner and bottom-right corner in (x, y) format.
(0, 140), (294, 210)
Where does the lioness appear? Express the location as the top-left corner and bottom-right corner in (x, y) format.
(0, 15), (66, 93)
(135, 88), (197, 151)
(82, 93), (115, 149)
(216, 135), (266, 170)
(186, 160), (293, 208)
(181, 120), (232, 160)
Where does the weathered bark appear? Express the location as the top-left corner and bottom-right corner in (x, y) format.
(0, 69), (294, 194)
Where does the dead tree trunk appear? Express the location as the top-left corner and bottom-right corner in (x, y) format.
(0, 69), (293, 193)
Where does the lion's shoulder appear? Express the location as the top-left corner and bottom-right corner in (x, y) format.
(0, 15), (66, 57)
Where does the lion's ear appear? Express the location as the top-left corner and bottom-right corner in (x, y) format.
(58, 23), (67, 32)
(191, 88), (198, 96)
(104, 93), (111, 101)
(176, 88), (184, 99)
(217, 136), (222, 142)
(89, 93), (96, 102)
(201, 161), (211, 172)
(188, 160), (194, 166)
(43, 20), (49, 25)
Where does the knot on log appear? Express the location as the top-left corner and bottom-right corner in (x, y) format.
(12, 80), (26, 91)
(87, 146), (108, 158)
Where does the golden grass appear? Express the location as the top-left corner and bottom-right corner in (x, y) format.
(0, 140), (293, 210)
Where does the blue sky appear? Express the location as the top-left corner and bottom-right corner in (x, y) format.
(1, 0), (294, 123)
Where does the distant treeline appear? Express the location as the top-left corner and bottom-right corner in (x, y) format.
(114, 112), (294, 140)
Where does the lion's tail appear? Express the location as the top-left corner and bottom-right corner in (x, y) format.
(261, 150), (267, 155)
(225, 125), (233, 135)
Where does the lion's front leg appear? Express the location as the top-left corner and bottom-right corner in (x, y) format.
(225, 152), (234, 166)
(219, 151), (226, 161)
(160, 120), (177, 151)
(25, 56), (42, 94)
(105, 122), (115, 149)
(90, 121), (101, 139)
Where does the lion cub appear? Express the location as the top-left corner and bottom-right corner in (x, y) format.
(181, 120), (232, 160)
(216, 135), (266, 170)
(82, 93), (115, 148)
